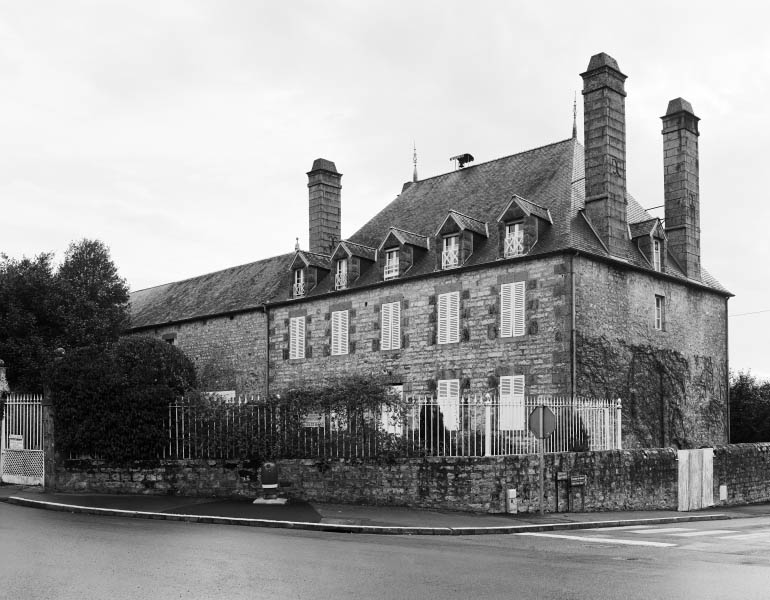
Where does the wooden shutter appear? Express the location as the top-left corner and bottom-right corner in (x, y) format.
(512, 281), (525, 336)
(331, 310), (348, 355)
(289, 316), (305, 359)
(437, 379), (460, 431)
(500, 283), (513, 337)
(438, 291), (460, 344)
(381, 301), (401, 350)
(381, 303), (392, 350)
(499, 375), (525, 430)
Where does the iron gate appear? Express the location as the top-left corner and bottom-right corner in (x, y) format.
(1, 393), (44, 485)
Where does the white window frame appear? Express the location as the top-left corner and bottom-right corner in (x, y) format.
(380, 301), (401, 351)
(384, 249), (399, 280)
(504, 222), (525, 258)
(437, 291), (460, 344)
(499, 375), (525, 430)
(293, 269), (305, 298)
(289, 316), (305, 359)
(652, 239), (661, 272)
(437, 379), (460, 431)
(655, 295), (665, 331)
(500, 281), (525, 338)
(331, 310), (349, 356)
(335, 258), (348, 290)
(441, 235), (460, 269)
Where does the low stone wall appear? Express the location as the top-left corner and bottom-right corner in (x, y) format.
(52, 444), (770, 514)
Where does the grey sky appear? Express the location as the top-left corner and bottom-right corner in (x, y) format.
(2, 1), (768, 377)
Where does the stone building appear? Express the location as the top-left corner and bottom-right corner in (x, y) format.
(128, 53), (731, 449)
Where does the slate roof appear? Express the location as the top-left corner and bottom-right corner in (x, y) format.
(629, 218), (661, 239)
(438, 210), (489, 237)
(128, 137), (729, 329)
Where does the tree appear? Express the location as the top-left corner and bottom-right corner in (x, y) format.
(0, 239), (129, 391)
(730, 371), (770, 443)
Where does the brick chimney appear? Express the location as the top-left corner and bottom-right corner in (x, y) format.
(307, 158), (342, 255)
(662, 98), (701, 280)
(581, 53), (628, 257)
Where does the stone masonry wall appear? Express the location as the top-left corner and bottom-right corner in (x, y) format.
(714, 443), (770, 506)
(268, 256), (572, 397)
(131, 310), (268, 396)
(575, 255), (728, 448)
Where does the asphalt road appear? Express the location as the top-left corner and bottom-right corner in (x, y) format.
(2, 503), (770, 599)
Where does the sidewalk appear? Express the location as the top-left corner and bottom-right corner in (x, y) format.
(2, 483), (768, 535)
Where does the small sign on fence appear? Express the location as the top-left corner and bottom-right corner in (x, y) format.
(570, 475), (587, 487)
(302, 412), (324, 428)
(557, 471), (569, 481)
(8, 434), (23, 451)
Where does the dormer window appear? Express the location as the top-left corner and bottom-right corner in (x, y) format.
(293, 269), (305, 297)
(653, 240), (661, 272)
(442, 235), (460, 269)
(504, 222), (524, 258)
(335, 258), (348, 290)
(384, 249), (399, 280)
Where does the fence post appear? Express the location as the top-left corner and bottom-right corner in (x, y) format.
(484, 394), (492, 457)
(615, 398), (622, 449)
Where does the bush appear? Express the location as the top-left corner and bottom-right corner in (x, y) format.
(730, 371), (770, 442)
(50, 336), (196, 462)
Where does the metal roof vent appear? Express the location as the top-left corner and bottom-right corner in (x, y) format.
(450, 153), (474, 169)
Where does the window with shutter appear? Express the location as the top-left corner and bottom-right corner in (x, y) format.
(437, 379), (460, 431)
(289, 316), (305, 359)
(331, 310), (349, 356)
(437, 291), (460, 344)
(500, 281), (525, 338)
(380, 301), (401, 350)
(499, 375), (525, 430)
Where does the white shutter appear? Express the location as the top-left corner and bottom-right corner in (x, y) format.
(500, 283), (513, 337)
(381, 303), (392, 350)
(437, 379), (460, 431)
(513, 281), (525, 337)
(438, 292), (459, 344)
(331, 310), (348, 356)
(499, 375), (525, 430)
(289, 316), (305, 360)
(380, 302), (401, 351)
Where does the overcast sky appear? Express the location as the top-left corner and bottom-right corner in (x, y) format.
(2, 1), (768, 378)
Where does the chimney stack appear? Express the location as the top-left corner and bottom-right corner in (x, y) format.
(662, 98), (701, 280)
(581, 53), (628, 257)
(307, 158), (342, 255)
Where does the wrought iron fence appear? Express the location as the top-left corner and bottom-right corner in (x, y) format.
(165, 394), (621, 460)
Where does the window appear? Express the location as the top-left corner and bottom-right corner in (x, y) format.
(162, 333), (176, 345)
(384, 249), (399, 280)
(499, 375), (525, 430)
(653, 240), (661, 272)
(289, 316), (305, 359)
(437, 291), (460, 344)
(335, 258), (348, 290)
(655, 295), (666, 331)
(504, 222), (524, 257)
(331, 310), (349, 355)
(293, 269), (305, 298)
(437, 379), (460, 431)
(500, 282), (525, 337)
(442, 235), (460, 269)
(381, 301), (401, 350)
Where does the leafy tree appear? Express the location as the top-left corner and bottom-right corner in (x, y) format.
(730, 371), (770, 443)
(0, 239), (129, 391)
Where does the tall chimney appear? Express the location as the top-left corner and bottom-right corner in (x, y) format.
(581, 53), (628, 257)
(307, 158), (342, 255)
(662, 98), (700, 280)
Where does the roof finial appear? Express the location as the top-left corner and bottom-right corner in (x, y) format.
(412, 141), (418, 183)
(572, 91), (577, 140)
(294, 237), (300, 251)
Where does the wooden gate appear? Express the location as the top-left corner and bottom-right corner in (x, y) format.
(1, 393), (45, 486)
(677, 448), (714, 511)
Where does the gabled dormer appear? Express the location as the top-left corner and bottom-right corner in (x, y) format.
(434, 210), (488, 270)
(377, 227), (429, 281)
(330, 241), (377, 290)
(289, 250), (331, 298)
(496, 195), (552, 259)
(630, 218), (667, 272)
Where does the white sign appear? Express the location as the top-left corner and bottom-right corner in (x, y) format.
(302, 412), (324, 428)
(8, 434), (23, 451)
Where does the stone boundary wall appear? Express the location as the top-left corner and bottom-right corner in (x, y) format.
(52, 444), (770, 514)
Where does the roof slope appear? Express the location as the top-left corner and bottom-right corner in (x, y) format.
(129, 253), (293, 329)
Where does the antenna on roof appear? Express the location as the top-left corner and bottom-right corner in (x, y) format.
(412, 141), (418, 183)
(572, 91), (578, 140)
(450, 153), (474, 169)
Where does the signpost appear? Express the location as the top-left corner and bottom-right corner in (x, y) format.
(528, 405), (556, 515)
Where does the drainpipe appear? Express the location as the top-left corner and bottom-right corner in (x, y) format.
(570, 252), (578, 399)
(264, 304), (270, 400)
(725, 296), (730, 443)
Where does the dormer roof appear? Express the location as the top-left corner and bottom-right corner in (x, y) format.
(435, 210), (489, 237)
(331, 240), (377, 262)
(377, 227), (430, 251)
(496, 194), (553, 224)
(629, 218), (666, 240)
(290, 250), (331, 271)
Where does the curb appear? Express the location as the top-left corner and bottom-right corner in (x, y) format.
(4, 496), (730, 535)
